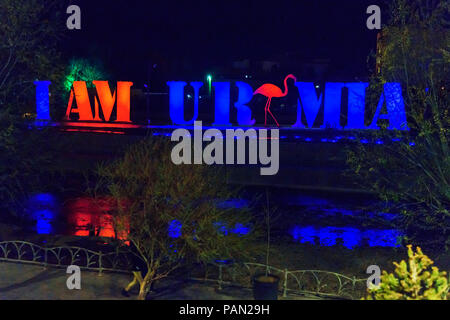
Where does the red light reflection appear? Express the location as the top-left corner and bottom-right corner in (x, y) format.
(65, 197), (128, 241)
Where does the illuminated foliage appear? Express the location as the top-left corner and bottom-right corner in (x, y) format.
(94, 138), (255, 300)
(346, 0), (449, 248)
(365, 245), (449, 300)
(64, 58), (109, 92)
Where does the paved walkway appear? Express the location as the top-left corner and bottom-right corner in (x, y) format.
(1, 262), (310, 300)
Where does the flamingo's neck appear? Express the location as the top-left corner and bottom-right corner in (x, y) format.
(282, 77), (290, 97)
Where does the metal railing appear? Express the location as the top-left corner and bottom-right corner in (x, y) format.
(0, 241), (133, 274)
(0, 241), (368, 299)
(205, 261), (368, 300)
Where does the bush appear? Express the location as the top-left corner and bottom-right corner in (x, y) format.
(365, 245), (449, 300)
(94, 138), (256, 299)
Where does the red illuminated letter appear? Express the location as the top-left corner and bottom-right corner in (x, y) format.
(116, 81), (133, 122)
(92, 81), (117, 121)
(65, 81), (133, 122)
(64, 81), (94, 121)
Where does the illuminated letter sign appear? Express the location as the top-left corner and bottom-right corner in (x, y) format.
(234, 81), (256, 126)
(212, 82), (232, 126)
(293, 82), (323, 128)
(34, 80), (52, 121)
(293, 81), (407, 130)
(323, 82), (345, 129)
(36, 76), (408, 131)
(368, 82), (408, 130)
(167, 81), (203, 125)
(346, 83), (369, 129)
(64, 81), (133, 122)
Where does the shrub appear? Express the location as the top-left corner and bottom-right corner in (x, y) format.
(365, 245), (449, 300)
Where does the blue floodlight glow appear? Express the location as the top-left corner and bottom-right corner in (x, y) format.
(216, 199), (249, 209)
(34, 209), (54, 234)
(318, 227), (338, 246)
(341, 228), (362, 249)
(290, 226), (402, 249)
(28, 193), (57, 235)
(168, 219), (183, 238)
(230, 223), (250, 236)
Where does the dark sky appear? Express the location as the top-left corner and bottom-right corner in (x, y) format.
(64, 0), (386, 82)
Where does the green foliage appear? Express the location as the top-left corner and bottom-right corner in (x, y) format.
(94, 138), (255, 299)
(0, 0), (67, 215)
(64, 58), (109, 92)
(346, 0), (449, 248)
(365, 245), (449, 300)
(0, 0), (66, 110)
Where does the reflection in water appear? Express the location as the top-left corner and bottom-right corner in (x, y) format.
(27, 193), (57, 235)
(66, 198), (118, 238)
(28, 194), (402, 249)
(290, 226), (402, 249)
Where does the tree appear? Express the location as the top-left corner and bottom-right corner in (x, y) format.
(346, 0), (449, 249)
(0, 0), (66, 109)
(63, 58), (109, 92)
(365, 245), (449, 300)
(94, 139), (255, 300)
(0, 0), (67, 216)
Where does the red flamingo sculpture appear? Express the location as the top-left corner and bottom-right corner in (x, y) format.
(253, 74), (297, 126)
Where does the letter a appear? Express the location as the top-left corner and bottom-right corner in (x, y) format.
(66, 5), (81, 30)
(65, 81), (94, 121)
(366, 5), (381, 30)
(66, 265), (81, 290)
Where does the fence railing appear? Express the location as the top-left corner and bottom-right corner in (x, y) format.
(203, 261), (368, 300)
(0, 241), (133, 274)
(0, 241), (368, 299)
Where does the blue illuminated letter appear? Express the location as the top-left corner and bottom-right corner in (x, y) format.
(346, 83), (369, 129)
(323, 83), (345, 129)
(369, 83), (408, 130)
(34, 80), (51, 121)
(212, 82), (231, 126)
(167, 81), (203, 125)
(234, 81), (255, 126)
(293, 82), (323, 128)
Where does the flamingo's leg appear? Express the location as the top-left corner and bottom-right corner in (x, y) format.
(268, 110), (280, 127)
(267, 99), (280, 127)
(264, 98), (270, 126)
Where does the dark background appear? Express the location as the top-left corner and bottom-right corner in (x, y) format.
(63, 0), (386, 86)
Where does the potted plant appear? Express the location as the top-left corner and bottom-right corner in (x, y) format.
(253, 189), (280, 300)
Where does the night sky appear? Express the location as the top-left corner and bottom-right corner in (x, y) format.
(64, 0), (386, 83)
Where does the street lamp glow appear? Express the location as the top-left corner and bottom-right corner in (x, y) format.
(207, 74), (212, 94)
